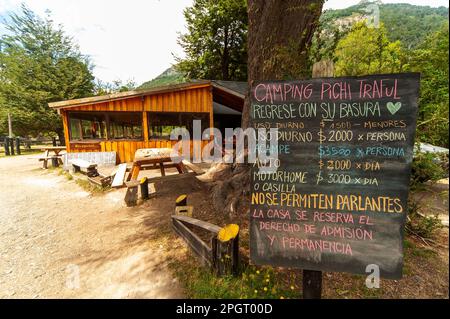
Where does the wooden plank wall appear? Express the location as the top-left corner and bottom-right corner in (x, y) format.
(61, 85), (213, 164)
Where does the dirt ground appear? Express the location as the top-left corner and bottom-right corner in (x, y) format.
(0, 155), (205, 298)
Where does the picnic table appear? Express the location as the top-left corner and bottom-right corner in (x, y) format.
(126, 148), (188, 181)
(39, 146), (66, 169)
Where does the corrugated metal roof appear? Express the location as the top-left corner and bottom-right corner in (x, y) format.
(48, 81), (211, 109)
(48, 80), (248, 110)
(212, 80), (248, 97)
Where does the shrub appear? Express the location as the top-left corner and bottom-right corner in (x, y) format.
(406, 200), (443, 239)
(410, 152), (445, 190)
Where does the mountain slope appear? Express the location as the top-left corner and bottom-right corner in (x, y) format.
(322, 2), (448, 48)
(138, 67), (185, 90)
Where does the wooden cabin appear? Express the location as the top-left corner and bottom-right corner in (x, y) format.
(48, 80), (246, 163)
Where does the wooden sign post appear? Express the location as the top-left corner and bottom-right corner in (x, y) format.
(249, 69), (420, 296)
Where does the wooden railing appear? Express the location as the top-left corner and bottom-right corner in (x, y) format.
(172, 211), (240, 276)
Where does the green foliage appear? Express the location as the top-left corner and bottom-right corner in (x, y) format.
(333, 17), (448, 148)
(0, 5), (95, 138)
(410, 152), (445, 190)
(94, 79), (137, 95)
(380, 4), (448, 49)
(312, 2), (448, 70)
(176, 0), (247, 81)
(320, 2), (448, 51)
(334, 22), (406, 76)
(410, 23), (449, 147)
(173, 259), (300, 299)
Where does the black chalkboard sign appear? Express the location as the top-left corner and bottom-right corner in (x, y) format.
(249, 73), (420, 279)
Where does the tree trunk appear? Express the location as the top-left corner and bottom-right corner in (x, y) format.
(242, 0), (324, 128)
(222, 26), (230, 80)
(209, 1), (324, 217)
(56, 129), (65, 146)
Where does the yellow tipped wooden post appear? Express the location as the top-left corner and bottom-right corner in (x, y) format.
(140, 177), (149, 200)
(218, 224), (239, 242)
(176, 194), (187, 206)
(175, 206), (193, 217)
(124, 180), (140, 207)
(214, 224), (240, 276)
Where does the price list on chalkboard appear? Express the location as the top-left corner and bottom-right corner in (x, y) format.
(249, 73), (420, 278)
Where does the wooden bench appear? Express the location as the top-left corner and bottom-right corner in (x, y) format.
(38, 150), (63, 169)
(71, 159), (98, 177)
(88, 175), (113, 187)
(87, 165), (121, 188)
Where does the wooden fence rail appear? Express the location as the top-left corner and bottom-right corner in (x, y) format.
(1, 137), (64, 155)
(172, 214), (239, 276)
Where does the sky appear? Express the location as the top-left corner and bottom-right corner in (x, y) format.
(0, 0), (448, 85)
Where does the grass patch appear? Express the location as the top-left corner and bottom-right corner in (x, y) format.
(56, 168), (73, 180)
(49, 167), (109, 193)
(172, 234), (444, 299)
(404, 238), (437, 259)
(0, 150), (42, 158)
(75, 178), (111, 193)
(359, 285), (384, 299)
(0, 144), (49, 158)
(171, 253), (301, 299)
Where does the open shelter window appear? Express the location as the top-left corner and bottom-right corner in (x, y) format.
(107, 112), (143, 139)
(67, 111), (143, 141)
(148, 112), (210, 140)
(68, 112), (106, 141)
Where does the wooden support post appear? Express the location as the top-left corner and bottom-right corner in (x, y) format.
(159, 162), (166, 176)
(71, 164), (80, 174)
(175, 206), (193, 217)
(214, 224), (240, 276)
(15, 137), (20, 155)
(231, 233), (239, 275)
(127, 163), (140, 181)
(124, 180), (139, 207)
(52, 137), (57, 146)
(4, 137), (10, 156)
(51, 156), (59, 168)
(9, 138), (14, 156)
(211, 236), (218, 271)
(140, 177), (149, 200)
(302, 270), (322, 299)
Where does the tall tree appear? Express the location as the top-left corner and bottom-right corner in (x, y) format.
(176, 0), (248, 81)
(94, 79), (137, 95)
(242, 0), (324, 128)
(210, 1), (324, 217)
(410, 23), (449, 147)
(333, 22), (406, 76)
(0, 5), (95, 141)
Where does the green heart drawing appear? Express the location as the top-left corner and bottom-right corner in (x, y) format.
(386, 102), (402, 115)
